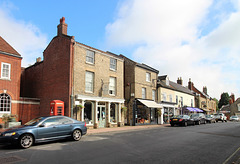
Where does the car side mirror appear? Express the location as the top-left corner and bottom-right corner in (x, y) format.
(39, 124), (46, 127)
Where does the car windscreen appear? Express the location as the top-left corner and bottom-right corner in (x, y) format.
(24, 117), (44, 126)
(172, 115), (183, 118)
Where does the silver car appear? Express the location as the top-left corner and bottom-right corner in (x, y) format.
(230, 115), (239, 121)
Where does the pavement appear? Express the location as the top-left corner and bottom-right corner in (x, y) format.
(86, 124), (169, 135)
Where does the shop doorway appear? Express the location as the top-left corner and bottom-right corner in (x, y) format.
(98, 105), (106, 128)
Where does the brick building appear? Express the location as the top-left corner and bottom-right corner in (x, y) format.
(21, 17), (125, 128)
(0, 36), (40, 125)
(120, 55), (162, 126)
(188, 78), (216, 114)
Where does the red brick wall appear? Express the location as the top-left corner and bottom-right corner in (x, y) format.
(21, 35), (73, 117)
(0, 54), (21, 101)
(0, 54), (22, 120)
(17, 98), (40, 124)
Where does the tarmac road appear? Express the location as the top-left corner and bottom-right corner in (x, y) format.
(0, 122), (239, 164)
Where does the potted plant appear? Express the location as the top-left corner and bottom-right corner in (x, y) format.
(2, 114), (18, 128)
(121, 106), (127, 116)
(157, 109), (162, 117)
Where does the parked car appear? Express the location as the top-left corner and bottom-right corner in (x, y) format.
(0, 116), (87, 148)
(214, 113), (227, 122)
(170, 115), (195, 127)
(230, 115), (239, 121)
(190, 113), (206, 125)
(205, 115), (216, 123)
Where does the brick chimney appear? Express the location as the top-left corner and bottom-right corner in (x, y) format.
(230, 93), (235, 103)
(203, 86), (207, 95)
(36, 57), (41, 63)
(177, 77), (183, 85)
(57, 17), (68, 36)
(188, 78), (193, 90)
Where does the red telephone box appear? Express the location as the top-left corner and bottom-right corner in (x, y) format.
(50, 100), (64, 116)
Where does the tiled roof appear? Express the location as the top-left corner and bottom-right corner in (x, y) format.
(169, 81), (194, 95)
(0, 36), (20, 56)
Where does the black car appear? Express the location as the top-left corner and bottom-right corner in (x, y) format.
(205, 115), (216, 123)
(190, 113), (206, 125)
(170, 115), (195, 127)
(0, 116), (87, 148)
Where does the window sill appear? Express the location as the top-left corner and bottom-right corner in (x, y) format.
(0, 78), (11, 81)
(85, 61), (95, 65)
(110, 68), (116, 72)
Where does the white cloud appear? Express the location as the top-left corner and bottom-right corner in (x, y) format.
(0, 2), (48, 66)
(106, 0), (240, 99)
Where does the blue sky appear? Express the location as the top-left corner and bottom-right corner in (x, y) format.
(0, 0), (240, 100)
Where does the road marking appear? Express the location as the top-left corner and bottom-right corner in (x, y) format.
(223, 146), (240, 164)
(5, 150), (24, 154)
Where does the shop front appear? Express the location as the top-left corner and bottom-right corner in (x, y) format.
(133, 99), (163, 126)
(158, 102), (176, 124)
(75, 95), (124, 128)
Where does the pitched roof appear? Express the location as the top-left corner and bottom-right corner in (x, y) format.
(0, 36), (21, 56)
(169, 81), (194, 95)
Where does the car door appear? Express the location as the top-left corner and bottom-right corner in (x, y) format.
(36, 117), (60, 140)
(57, 117), (74, 137)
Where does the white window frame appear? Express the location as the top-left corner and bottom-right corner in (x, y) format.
(0, 93), (11, 114)
(152, 90), (156, 101)
(146, 72), (151, 82)
(86, 50), (95, 64)
(1, 62), (11, 80)
(109, 77), (116, 96)
(85, 71), (94, 93)
(162, 93), (166, 101)
(110, 58), (117, 71)
(169, 95), (173, 102)
(142, 88), (146, 99)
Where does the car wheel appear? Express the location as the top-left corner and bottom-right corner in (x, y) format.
(198, 121), (201, 125)
(72, 129), (82, 141)
(19, 134), (33, 149)
(222, 120), (224, 122)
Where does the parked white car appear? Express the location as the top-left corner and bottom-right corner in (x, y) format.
(230, 115), (239, 121)
(214, 113), (227, 122)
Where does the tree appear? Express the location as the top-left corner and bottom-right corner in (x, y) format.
(213, 98), (219, 111)
(218, 93), (230, 109)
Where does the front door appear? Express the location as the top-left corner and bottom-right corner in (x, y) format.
(98, 106), (106, 128)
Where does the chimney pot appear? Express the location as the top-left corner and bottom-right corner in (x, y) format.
(57, 17), (68, 36)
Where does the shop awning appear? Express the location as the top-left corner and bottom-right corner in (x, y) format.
(186, 107), (196, 112)
(185, 107), (204, 112)
(137, 99), (163, 108)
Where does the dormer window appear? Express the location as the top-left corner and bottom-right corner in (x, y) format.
(166, 76), (169, 86)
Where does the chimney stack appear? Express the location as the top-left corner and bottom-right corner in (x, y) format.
(57, 17), (68, 36)
(230, 93), (235, 103)
(188, 78), (193, 90)
(203, 86), (207, 95)
(36, 57), (42, 63)
(177, 77), (183, 85)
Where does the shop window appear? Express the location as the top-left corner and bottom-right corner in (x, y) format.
(110, 103), (117, 123)
(0, 93), (11, 113)
(84, 102), (93, 124)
